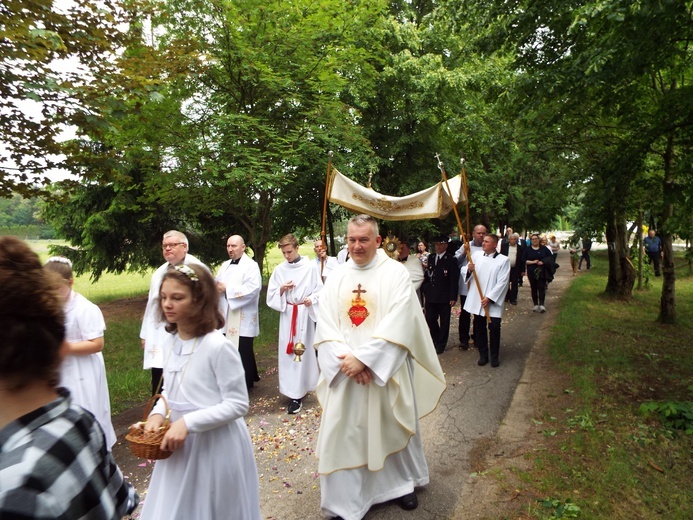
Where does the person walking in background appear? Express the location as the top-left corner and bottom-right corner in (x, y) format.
(137, 264), (261, 520)
(423, 234), (459, 354)
(501, 227), (513, 246)
(565, 236), (582, 276)
(548, 234), (560, 267)
(267, 234), (321, 414)
(0, 236), (138, 519)
(578, 235), (592, 271)
(141, 230), (206, 396)
(44, 256), (117, 450)
(455, 224), (485, 350)
(215, 234), (262, 390)
(463, 233), (510, 367)
(643, 228), (662, 276)
(499, 233), (525, 305)
(416, 240), (429, 263)
(314, 215), (446, 519)
(313, 238), (339, 283)
(398, 240), (425, 295)
(522, 233), (555, 313)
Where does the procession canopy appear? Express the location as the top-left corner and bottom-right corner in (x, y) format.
(327, 168), (466, 221)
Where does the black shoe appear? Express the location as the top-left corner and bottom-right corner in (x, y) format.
(287, 399), (302, 414)
(478, 358), (489, 366)
(398, 492), (418, 511)
(491, 359), (500, 367)
(436, 348), (445, 355)
(510, 301), (518, 305)
(459, 343), (469, 351)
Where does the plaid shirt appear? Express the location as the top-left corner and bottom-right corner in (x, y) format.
(0, 389), (138, 519)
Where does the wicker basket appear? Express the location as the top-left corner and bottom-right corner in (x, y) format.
(125, 394), (173, 460)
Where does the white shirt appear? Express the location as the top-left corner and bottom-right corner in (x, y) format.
(215, 253), (261, 337)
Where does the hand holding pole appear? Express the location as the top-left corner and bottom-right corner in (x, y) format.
(435, 154), (490, 323)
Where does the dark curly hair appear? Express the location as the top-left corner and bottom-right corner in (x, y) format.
(0, 236), (66, 391)
(157, 263), (224, 337)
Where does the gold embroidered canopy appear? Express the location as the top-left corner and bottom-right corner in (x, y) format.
(327, 168), (466, 221)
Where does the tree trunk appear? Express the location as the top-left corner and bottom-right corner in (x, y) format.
(636, 211), (643, 290)
(604, 214), (635, 298)
(248, 189), (275, 277)
(658, 135), (676, 323)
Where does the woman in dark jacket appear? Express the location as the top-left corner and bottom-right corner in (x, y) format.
(522, 233), (554, 313)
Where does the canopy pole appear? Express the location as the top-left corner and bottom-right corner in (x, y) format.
(435, 154), (490, 323)
(320, 151), (334, 281)
(460, 157), (471, 239)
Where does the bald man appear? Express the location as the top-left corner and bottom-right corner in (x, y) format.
(216, 235), (262, 389)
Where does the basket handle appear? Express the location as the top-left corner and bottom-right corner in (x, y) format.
(142, 393), (172, 427)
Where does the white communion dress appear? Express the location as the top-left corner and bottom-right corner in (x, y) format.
(139, 331), (261, 520)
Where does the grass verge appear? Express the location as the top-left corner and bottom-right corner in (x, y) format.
(512, 252), (693, 519)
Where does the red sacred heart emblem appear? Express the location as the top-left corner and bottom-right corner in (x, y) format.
(348, 305), (369, 327)
(349, 283), (369, 326)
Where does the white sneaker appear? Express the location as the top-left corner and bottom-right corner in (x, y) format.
(532, 305), (539, 313)
(540, 305), (546, 313)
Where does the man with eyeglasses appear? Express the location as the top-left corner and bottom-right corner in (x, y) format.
(139, 230), (206, 395)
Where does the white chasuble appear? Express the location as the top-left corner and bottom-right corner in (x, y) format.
(314, 250), (446, 519)
(315, 250), (444, 472)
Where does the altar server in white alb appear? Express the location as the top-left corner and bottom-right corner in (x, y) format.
(216, 235), (261, 390)
(140, 230), (206, 395)
(463, 233), (510, 367)
(266, 234), (321, 415)
(44, 256), (117, 450)
(314, 215), (446, 520)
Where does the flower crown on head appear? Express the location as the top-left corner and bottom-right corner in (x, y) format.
(46, 256), (73, 268)
(174, 264), (199, 281)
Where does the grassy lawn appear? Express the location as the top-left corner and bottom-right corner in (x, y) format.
(517, 251), (693, 519)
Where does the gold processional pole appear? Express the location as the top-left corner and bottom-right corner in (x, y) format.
(460, 157), (471, 239)
(435, 154), (491, 323)
(319, 151), (334, 283)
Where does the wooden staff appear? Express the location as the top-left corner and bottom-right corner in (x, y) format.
(436, 154), (490, 323)
(460, 158), (471, 239)
(319, 151), (334, 281)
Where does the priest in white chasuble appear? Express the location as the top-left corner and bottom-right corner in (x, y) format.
(266, 233), (321, 415)
(314, 215), (446, 520)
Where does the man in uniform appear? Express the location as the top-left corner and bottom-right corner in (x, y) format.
(423, 234), (459, 354)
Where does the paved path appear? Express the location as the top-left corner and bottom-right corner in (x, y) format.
(113, 261), (573, 519)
